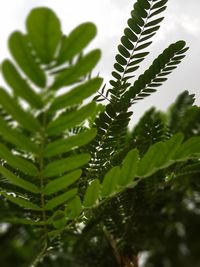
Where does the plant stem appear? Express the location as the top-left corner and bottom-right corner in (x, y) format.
(38, 112), (48, 241)
(122, 255), (139, 267)
(102, 224), (122, 266)
(30, 242), (47, 267)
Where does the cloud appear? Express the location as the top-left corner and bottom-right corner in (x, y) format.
(0, 0), (199, 121)
(177, 15), (200, 36)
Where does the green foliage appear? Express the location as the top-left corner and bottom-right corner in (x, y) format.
(0, 7), (101, 228)
(0, 2), (199, 267)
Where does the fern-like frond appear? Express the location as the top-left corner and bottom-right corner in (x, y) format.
(87, 105), (132, 178)
(110, 0), (168, 99)
(0, 8), (102, 230)
(130, 107), (169, 155)
(82, 133), (200, 208)
(122, 41), (188, 105)
(167, 90), (196, 133)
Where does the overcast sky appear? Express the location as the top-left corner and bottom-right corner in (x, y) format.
(0, 0), (199, 125)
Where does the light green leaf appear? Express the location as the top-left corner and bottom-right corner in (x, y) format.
(101, 166), (121, 197)
(137, 142), (164, 177)
(50, 78), (103, 112)
(119, 149), (139, 186)
(43, 153), (90, 178)
(83, 179), (100, 207)
(26, 7), (62, 64)
(44, 188), (77, 210)
(0, 88), (41, 133)
(44, 169), (81, 195)
(154, 133), (184, 167)
(9, 31), (46, 87)
(2, 192), (41, 210)
(65, 196), (82, 219)
(47, 102), (96, 135)
(0, 117), (39, 154)
(51, 211), (66, 229)
(44, 128), (97, 157)
(0, 143), (38, 176)
(57, 22), (97, 64)
(1, 60), (43, 109)
(173, 136), (200, 160)
(2, 217), (47, 225)
(137, 134), (184, 177)
(52, 49), (101, 89)
(0, 166), (39, 194)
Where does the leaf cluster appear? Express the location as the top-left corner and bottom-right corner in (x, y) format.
(0, 1), (199, 267)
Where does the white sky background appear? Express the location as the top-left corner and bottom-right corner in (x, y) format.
(0, 0), (199, 126)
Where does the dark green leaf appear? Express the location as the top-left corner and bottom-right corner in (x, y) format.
(131, 52), (149, 58)
(112, 71), (121, 80)
(124, 27), (138, 42)
(135, 41), (152, 50)
(145, 17), (164, 27)
(134, 2), (148, 18)
(131, 10), (145, 27)
(121, 36), (134, 50)
(118, 44), (131, 58)
(115, 55), (127, 65)
(139, 32), (156, 43)
(140, 0), (151, 9)
(152, 0), (168, 10)
(125, 66), (139, 74)
(149, 6), (167, 18)
(142, 26), (160, 35)
(129, 58), (144, 66)
(114, 63), (124, 73)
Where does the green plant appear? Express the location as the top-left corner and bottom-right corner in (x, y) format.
(0, 1), (199, 267)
